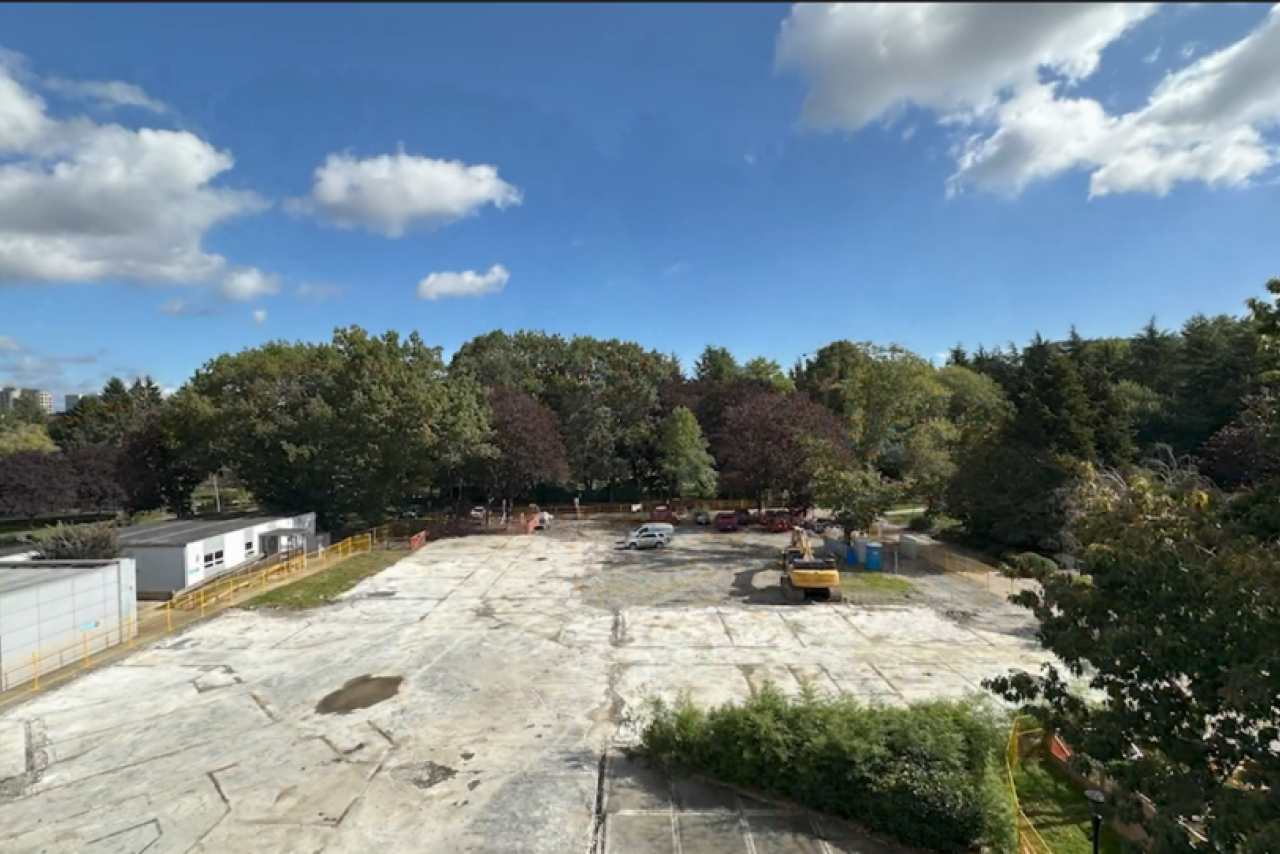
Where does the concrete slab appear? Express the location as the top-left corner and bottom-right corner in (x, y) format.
(0, 719), (24, 783)
(0, 524), (1054, 853)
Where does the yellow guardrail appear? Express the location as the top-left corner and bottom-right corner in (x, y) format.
(0, 524), (397, 705)
(1008, 716), (1056, 854)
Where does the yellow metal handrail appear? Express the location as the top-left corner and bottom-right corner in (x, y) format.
(1008, 717), (1056, 854)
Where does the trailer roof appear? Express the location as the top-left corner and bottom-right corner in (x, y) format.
(118, 515), (300, 547)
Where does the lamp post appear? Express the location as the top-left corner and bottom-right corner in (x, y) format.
(1084, 788), (1106, 854)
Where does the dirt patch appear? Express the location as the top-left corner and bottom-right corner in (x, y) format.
(408, 761), (457, 790)
(315, 674), (403, 715)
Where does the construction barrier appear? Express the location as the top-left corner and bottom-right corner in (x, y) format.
(0, 523), (397, 706)
(1008, 717), (1056, 854)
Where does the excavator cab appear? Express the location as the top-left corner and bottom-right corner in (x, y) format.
(779, 527), (843, 603)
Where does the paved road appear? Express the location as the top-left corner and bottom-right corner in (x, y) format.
(605, 755), (910, 854)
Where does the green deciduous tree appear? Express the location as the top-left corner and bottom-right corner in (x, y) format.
(0, 421), (58, 457)
(809, 450), (900, 543)
(795, 341), (947, 467)
(658, 406), (717, 500)
(987, 461), (1280, 853)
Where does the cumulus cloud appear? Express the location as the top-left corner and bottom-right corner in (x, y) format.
(44, 77), (168, 113)
(415, 264), (510, 301)
(777, 3), (1280, 198)
(294, 282), (343, 300)
(0, 334), (22, 352)
(289, 148), (522, 238)
(0, 49), (273, 289)
(252, 309), (267, 325)
(218, 267), (280, 301)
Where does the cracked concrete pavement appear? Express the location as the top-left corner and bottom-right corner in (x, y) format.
(0, 524), (1054, 853)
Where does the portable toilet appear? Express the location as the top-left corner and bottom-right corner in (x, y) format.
(865, 542), (883, 572)
(853, 539), (869, 565)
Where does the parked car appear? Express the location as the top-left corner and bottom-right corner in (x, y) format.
(650, 505), (681, 523)
(624, 523), (674, 544)
(715, 511), (739, 532)
(768, 514), (792, 533)
(735, 509), (752, 528)
(693, 510), (711, 526)
(623, 530), (668, 550)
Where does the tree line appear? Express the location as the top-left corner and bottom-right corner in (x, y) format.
(1, 282), (1277, 547)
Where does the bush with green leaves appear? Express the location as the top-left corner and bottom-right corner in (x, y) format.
(33, 522), (123, 560)
(636, 685), (1016, 854)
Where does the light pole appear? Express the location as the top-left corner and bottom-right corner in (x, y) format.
(1084, 788), (1106, 854)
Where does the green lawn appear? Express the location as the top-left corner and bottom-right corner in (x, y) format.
(1015, 756), (1129, 854)
(840, 571), (914, 597)
(244, 550), (403, 610)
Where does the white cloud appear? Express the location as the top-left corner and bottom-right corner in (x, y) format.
(294, 282), (343, 300)
(1144, 45), (1162, 64)
(0, 50), (271, 288)
(44, 77), (167, 113)
(1181, 41), (1200, 59)
(415, 264), (510, 301)
(289, 148), (522, 238)
(951, 7), (1280, 198)
(776, 3), (1159, 130)
(778, 3), (1280, 199)
(663, 262), (690, 276)
(0, 334), (22, 352)
(218, 267), (279, 301)
(902, 125), (918, 141)
(252, 309), (267, 325)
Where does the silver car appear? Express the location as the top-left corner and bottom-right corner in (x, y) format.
(622, 530), (668, 550)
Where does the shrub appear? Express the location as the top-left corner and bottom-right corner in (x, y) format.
(33, 522), (123, 560)
(907, 514), (932, 532)
(636, 685), (1017, 854)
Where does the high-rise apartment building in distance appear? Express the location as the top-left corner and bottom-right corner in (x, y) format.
(0, 387), (54, 414)
(65, 393), (99, 412)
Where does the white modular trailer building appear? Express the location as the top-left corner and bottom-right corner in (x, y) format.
(0, 558), (138, 691)
(120, 513), (318, 599)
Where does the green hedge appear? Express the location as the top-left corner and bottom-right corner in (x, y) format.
(636, 685), (1017, 854)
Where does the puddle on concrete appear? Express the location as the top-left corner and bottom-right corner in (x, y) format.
(315, 674), (404, 715)
(409, 761), (457, 790)
(364, 591), (397, 598)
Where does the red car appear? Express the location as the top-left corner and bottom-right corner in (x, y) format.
(768, 514), (792, 533)
(714, 511), (739, 532)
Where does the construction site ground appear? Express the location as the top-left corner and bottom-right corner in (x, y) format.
(0, 521), (1054, 854)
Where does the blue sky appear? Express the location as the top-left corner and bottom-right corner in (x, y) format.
(0, 3), (1278, 405)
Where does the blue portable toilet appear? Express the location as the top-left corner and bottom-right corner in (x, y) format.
(865, 542), (883, 572)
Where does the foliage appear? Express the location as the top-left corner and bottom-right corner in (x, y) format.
(635, 686), (1017, 854)
(0, 450), (76, 518)
(741, 356), (794, 391)
(118, 394), (211, 516)
(809, 446), (900, 542)
(1199, 389), (1280, 489)
(693, 345), (740, 382)
(33, 522), (122, 560)
(658, 406), (718, 499)
(986, 462), (1280, 853)
(472, 387), (569, 504)
(48, 376), (165, 450)
(719, 390), (845, 508)
(0, 421), (58, 457)
(65, 445), (127, 512)
(794, 341), (947, 466)
(185, 327), (489, 531)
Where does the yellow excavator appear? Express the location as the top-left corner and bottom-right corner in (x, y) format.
(779, 527), (843, 603)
